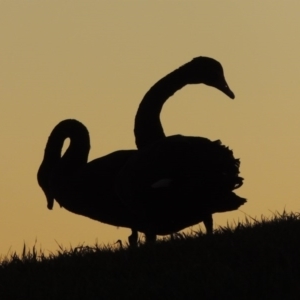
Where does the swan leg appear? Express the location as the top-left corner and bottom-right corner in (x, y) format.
(203, 214), (213, 234)
(128, 229), (138, 247)
(145, 233), (156, 243)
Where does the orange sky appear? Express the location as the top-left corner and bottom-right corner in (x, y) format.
(1, 1), (300, 257)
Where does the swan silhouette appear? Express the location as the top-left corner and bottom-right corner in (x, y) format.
(38, 57), (245, 245)
(37, 119), (141, 245)
(116, 57), (246, 240)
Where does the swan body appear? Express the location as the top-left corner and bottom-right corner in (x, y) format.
(116, 56), (246, 236)
(116, 135), (245, 235)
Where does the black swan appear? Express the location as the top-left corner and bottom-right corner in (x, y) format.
(38, 57), (245, 245)
(116, 57), (246, 239)
(37, 119), (140, 245)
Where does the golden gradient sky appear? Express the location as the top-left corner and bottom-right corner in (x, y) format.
(1, 1), (300, 256)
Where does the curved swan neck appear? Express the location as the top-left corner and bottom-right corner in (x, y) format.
(134, 65), (193, 149)
(44, 120), (90, 165)
(134, 57), (235, 150)
(39, 120), (90, 184)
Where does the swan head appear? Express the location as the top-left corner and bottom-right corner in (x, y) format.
(46, 193), (54, 210)
(37, 162), (55, 210)
(37, 176), (55, 210)
(181, 56), (235, 99)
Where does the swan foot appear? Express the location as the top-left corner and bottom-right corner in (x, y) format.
(203, 214), (213, 234)
(128, 229), (138, 247)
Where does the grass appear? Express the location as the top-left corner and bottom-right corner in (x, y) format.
(1, 211), (300, 299)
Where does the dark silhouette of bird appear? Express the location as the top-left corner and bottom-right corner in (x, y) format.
(37, 119), (140, 245)
(38, 57), (245, 246)
(116, 57), (246, 240)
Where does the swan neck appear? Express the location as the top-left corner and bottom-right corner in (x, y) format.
(41, 120), (90, 177)
(134, 67), (187, 149)
(47, 127), (89, 163)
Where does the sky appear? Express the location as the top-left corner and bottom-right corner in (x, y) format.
(0, 1), (300, 257)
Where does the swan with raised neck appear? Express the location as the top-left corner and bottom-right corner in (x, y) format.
(134, 56), (235, 149)
(115, 56), (245, 237)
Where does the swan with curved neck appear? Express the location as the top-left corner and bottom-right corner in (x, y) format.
(116, 56), (245, 238)
(37, 119), (140, 245)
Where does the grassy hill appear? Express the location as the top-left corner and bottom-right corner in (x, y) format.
(1, 211), (300, 299)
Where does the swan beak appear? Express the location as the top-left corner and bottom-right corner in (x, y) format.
(206, 76), (235, 99)
(46, 195), (54, 210)
(218, 79), (235, 99)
